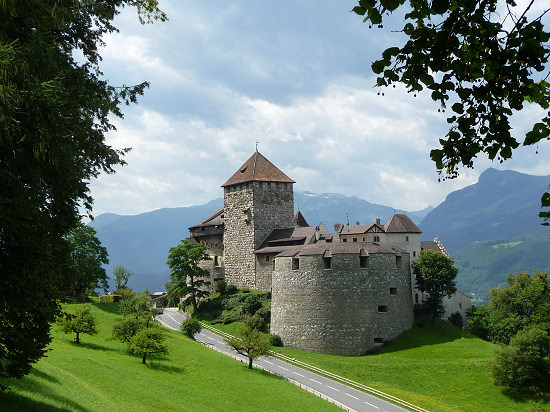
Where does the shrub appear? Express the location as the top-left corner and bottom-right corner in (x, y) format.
(223, 294), (246, 311)
(221, 308), (243, 324)
(240, 287), (251, 294)
(215, 279), (228, 295)
(244, 313), (267, 332)
(226, 284), (239, 294)
(270, 334), (283, 347)
(98, 294), (120, 303)
(242, 295), (262, 315)
(118, 288), (136, 302)
(181, 318), (202, 339)
(256, 306), (271, 322)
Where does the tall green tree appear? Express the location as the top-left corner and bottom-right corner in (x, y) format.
(353, 1), (550, 221)
(113, 266), (134, 292)
(225, 324), (271, 369)
(128, 327), (169, 365)
(0, 0), (165, 386)
(166, 240), (211, 314)
(65, 224), (109, 300)
(58, 307), (98, 344)
(413, 250), (458, 321)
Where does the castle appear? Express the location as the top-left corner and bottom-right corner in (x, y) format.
(188, 151), (470, 355)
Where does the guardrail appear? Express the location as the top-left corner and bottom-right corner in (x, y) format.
(200, 322), (429, 412)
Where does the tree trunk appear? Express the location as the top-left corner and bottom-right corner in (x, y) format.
(75, 332), (80, 344)
(142, 353), (147, 364)
(248, 357), (253, 369)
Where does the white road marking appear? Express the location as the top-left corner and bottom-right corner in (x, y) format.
(293, 372), (305, 377)
(278, 366), (289, 371)
(165, 313), (182, 325)
(264, 360), (274, 365)
(345, 393), (359, 400)
(309, 378), (322, 384)
(326, 385), (340, 392)
(364, 401), (379, 409)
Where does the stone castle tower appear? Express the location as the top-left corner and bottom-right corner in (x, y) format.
(222, 151), (295, 288)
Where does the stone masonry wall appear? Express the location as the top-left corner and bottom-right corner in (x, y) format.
(271, 252), (413, 355)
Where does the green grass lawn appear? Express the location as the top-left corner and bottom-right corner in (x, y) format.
(0, 302), (339, 412)
(209, 318), (548, 412)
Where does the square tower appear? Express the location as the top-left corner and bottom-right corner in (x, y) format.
(222, 152), (295, 289)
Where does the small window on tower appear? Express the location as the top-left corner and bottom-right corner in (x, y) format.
(374, 337), (384, 344)
(389, 287), (397, 295)
(292, 257), (300, 270)
(374, 235), (380, 242)
(360, 256), (368, 268)
(396, 256), (402, 268)
(406, 236), (409, 241)
(343, 238), (348, 243)
(265, 255), (270, 262)
(353, 238), (357, 242)
(214, 256), (220, 267)
(378, 305), (388, 313)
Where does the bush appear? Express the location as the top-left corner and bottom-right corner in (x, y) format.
(244, 313), (267, 332)
(256, 306), (271, 322)
(240, 288), (251, 294)
(242, 295), (262, 315)
(223, 294), (246, 311)
(181, 318), (202, 339)
(226, 284), (239, 294)
(270, 334), (283, 347)
(118, 288), (136, 302)
(98, 294), (120, 303)
(215, 279), (228, 295)
(221, 308), (243, 325)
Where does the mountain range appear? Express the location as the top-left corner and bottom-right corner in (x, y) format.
(90, 168), (550, 297)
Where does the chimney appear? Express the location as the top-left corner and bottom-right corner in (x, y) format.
(356, 221), (360, 225)
(376, 218), (381, 225)
(334, 223), (342, 234)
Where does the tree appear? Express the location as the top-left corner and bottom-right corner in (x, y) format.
(128, 327), (168, 364)
(58, 307), (98, 344)
(113, 266), (134, 292)
(65, 224), (109, 300)
(166, 240), (212, 314)
(413, 250), (458, 321)
(490, 325), (550, 391)
(181, 318), (202, 339)
(353, 1), (550, 221)
(0, 0), (165, 385)
(225, 324), (271, 369)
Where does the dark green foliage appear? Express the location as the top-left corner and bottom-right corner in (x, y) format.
(221, 308), (243, 325)
(269, 334), (283, 347)
(226, 284), (239, 294)
(215, 279), (228, 295)
(244, 313), (267, 332)
(242, 295), (262, 315)
(466, 306), (491, 341)
(181, 318), (202, 339)
(225, 324), (271, 369)
(166, 240), (211, 314)
(128, 327), (168, 364)
(490, 326), (550, 391)
(413, 250), (458, 321)
(353, 0), (550, 222)
(58, 307), (98, 344)
(65, 224), (109, 301)
(255, 306), (271, 323)
(111, 316), (144, 345)
(0, 0), (165, 385)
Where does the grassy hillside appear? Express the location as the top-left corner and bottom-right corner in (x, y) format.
(0, 303), (339, 412)
(453, 232), (550, 300)
(210, 319), (548, 412)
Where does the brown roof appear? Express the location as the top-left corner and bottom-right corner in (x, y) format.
(255, 226), (317, 254)
(222, 151), (295, 187)
(275, 242), (406, 257)
(189, 207), (224, 229)
(339, 224), (383, 235)
(294, 210), (309, 227)
(384, 214), (422, 233)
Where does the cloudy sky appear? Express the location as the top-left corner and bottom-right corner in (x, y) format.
(87, 0), (550, 217)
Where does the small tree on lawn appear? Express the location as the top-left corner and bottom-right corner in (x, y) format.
(128, 327), (168, 364)
(166, 240), (211, 313)
(58, 307), (98, 344)
(112, 291), (161, 347)
(225, 324), (271, 369)
(181, 318), (202, 339)
(113, 266), (133, 292)
(413, 250), (458, 322)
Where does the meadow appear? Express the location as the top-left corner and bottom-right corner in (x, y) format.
(0, 302), (339, 412)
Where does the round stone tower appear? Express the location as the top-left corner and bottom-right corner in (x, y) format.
(222, 151), (295, 289)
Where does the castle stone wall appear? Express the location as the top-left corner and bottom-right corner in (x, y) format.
(271, 252), (413, 355)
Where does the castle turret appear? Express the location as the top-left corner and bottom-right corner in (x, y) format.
(222, 151), (295, 289)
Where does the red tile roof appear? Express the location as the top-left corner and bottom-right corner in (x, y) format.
(222, 151), (295, 187)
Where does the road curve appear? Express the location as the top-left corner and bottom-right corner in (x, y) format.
(156, 308), (420, 412)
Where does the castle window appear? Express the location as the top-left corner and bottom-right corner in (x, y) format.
(360, 256), (368, 269)
(362, 237), (365, 241)
(378, 305), (388, 313)
(265, 255), (270, 262)
(459, 302), (462, 309)
(343, 238), (348, 243)
(396, 256), (402, 268)
(292, 257), (300, 270)
(406, 236), (409, 241)
(413, 251), (416, 257)
(214, 256), (220, 267)
(374, 235), (380, 242)
(323, 257), (331, 269)
(353, 238), (357, 242)
(389, 287), (397, 295)
(374, 337), (384, 344)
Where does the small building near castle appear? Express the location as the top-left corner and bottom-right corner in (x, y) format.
(188, 151), (471, 355)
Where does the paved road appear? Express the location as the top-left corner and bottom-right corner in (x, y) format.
(156, 308), (414, 412)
